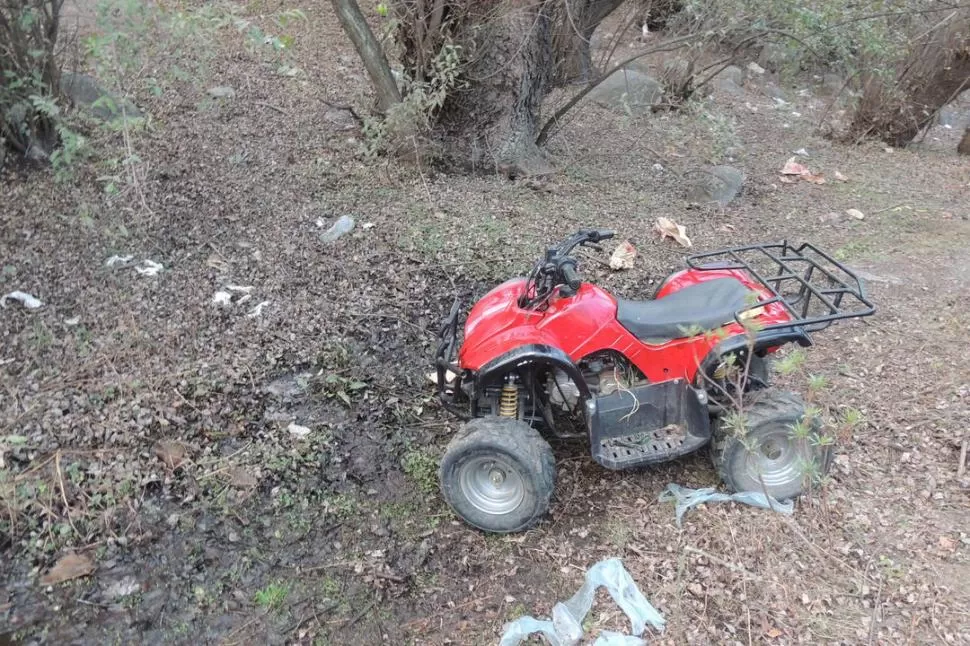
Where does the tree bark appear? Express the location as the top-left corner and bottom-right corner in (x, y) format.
(330, 0), (401, 112)
(432, 1), (556, 176)
(550, 0), (626, 86)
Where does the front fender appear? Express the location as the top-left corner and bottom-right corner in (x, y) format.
(475, 344), (591, 400)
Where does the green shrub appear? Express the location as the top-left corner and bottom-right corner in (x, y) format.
(1, 0), (63, 159)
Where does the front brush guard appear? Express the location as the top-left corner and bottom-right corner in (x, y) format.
(435, 299), (468, 417)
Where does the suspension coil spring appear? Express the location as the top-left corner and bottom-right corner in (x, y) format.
(499, 382), (519, 418)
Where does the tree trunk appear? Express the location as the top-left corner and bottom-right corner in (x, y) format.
(432, 1), (555, 176)
(330, 0), (402, 112)
(550, 0), (626, 86)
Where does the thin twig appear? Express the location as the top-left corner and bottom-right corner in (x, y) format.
(253, 101), (289, 115)
(537, 32), (706, 145)
(867, 573), (885, 644)
(958, 436), (967, 478)
(55, 450), (80, 538)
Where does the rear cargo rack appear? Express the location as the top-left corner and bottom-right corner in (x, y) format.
(686, 241), (875, 333)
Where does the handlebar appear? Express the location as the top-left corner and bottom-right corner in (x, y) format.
(561, 262), (581, 290)
(520, 228), (618, 309)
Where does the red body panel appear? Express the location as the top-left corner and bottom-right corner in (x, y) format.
(458, 270), (793, 383)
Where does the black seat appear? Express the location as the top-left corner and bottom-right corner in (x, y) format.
(616, 277), (755, 342)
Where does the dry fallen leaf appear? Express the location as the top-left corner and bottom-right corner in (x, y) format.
(153, 440), (187, 470)
(845, 208), (866, 220)
(205, 253), (230, 272)
(802, 173), (826, 185)
(40, 553), (95, 586)
(609, 240), (637, 270)
(833, 170), (848, 182)
(765, 627), (783, 639)
(780, 157), (810, 175)
(939, 535), (957, 551)
(229, 467), (258, 488)
(779, 176), (798, 184)
(654, 217), (692, 248)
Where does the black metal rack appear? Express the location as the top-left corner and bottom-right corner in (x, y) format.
(686, 241), (876, 333)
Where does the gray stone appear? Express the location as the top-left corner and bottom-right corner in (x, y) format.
(938, 106), (959, 127)
(712, 66), (744, 95)
(687, 166), (744, 206)
(324, 107), (358, 132)
(60, 72), (142, 121)
(763, 83), (788, 102)
(716, 65), (744, 86)
(588, 69), (663, 115)
(757, 43), (791, 72)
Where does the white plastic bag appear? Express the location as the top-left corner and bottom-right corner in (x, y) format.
(658, 483), (793, 526)
(499, 558), (665, 646)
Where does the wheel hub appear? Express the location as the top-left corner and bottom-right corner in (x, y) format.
(459, 456), (525, 516)
(744, 430), (803, 488)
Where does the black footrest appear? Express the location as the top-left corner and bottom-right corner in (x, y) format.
(587, 380), (711, 470)
(594, 424), (710, 469)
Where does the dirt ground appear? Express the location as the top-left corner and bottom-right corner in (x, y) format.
(2, 2), (969, 644)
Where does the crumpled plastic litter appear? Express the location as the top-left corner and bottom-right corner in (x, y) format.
(104, 254), (134, 267)
(212, 285), (253, 307)
(593, 632), (647, 646)
(499, 558), (665, 646)
(658, 483), (793, 527)
(319, 215), (355, 243)
(1, 291), (43, 309)
(135, 259), (164, 276)
(246, 300), (270, 318)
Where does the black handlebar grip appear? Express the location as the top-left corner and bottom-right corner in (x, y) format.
(596, 229), (616, 241)
(561, 263), (581, 290)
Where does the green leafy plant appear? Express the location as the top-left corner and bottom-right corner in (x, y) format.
(362, 42), (466, 158)
(401, 448), (439, 495)
(253, 582), (288, 611)
(1, 0), (63, 160)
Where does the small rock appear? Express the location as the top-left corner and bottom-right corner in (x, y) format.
(227, 530), (240, 543)
(287, 422), (311, 437)
(937, 106), (960, 128)
(208, 86), (236, 99)
(104, 576), (140, 600)
(712, 65), (744, 94)
(762, 83), (788, 101)
(60, 72), (142, 121)
(747, 62), (765, 75)
(846, 208), (866, 220)
(757, 43), (790, 72)
(588, 68), (663, 116)
(324, 107), (358, 131)
(687, 165), (744, 206)
(716, 65), (744, 86)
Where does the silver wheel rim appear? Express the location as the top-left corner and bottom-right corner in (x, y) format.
(458, 456), (525, 516)
(743, 428), (804, 488)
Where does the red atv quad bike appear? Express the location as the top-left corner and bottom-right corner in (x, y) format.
(434, 229), (875, 533)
